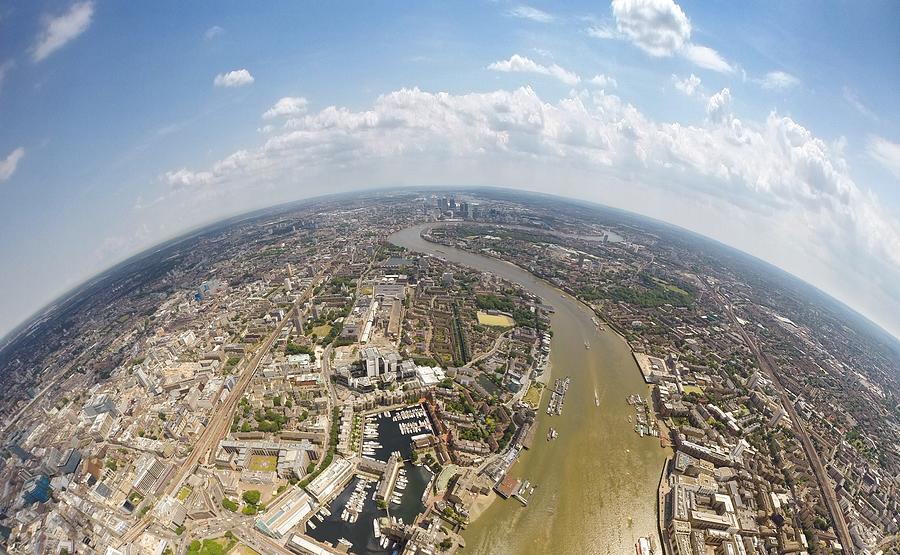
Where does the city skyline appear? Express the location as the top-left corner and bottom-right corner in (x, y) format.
(2, 0), (900, 340)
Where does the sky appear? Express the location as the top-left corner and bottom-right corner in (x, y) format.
(1, 0), (900, 340)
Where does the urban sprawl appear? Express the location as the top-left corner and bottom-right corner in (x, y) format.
(0, 190), (897, 555)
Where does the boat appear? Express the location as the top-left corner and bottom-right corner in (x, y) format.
(635, 536), (654, 555)
(373, 519), (382, 538)
(546, 427), (558, 441)
(594, 390), (600, 407)
(307, 520), (317, 530)
(584, 341), (590, 350)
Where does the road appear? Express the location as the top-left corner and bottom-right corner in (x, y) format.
(465, 329), (510, 368)
(718, 292), (855, 553)
(0, 376), (63, 437)
(236, 525), (301, 555)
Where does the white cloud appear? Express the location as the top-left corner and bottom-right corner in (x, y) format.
(204, 25), (224, 40)
(672, 73), (701, 96)
(487, 54), (581, 86)
(508, 6), (555, 23)
(758, 70), (800, 90)
(611, 0), (690, 56)
(31, 1), (94, 62)
(604, 0), (732, 73)
(682, 44), (732, 73)
(843, 87), (877, 120)
(263, 97), (309, 119)
(213, 69), (254, 88)
(589, 74), (618, 89)
(0, 147), (25, 182)
(868, 136), (900, 181)
(706, 87), (731, 123)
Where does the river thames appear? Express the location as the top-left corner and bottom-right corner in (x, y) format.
(389, 223), (669, 555)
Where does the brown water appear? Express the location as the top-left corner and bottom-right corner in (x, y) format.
(389, 223), (669, 555)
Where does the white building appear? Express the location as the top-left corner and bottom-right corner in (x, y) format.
(256, 487), (317, 538)
(305, 457), (353, 503)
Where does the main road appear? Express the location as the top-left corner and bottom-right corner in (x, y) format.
(389, 223), (669, 555)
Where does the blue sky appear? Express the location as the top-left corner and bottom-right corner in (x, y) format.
(1, 0), (900, 339)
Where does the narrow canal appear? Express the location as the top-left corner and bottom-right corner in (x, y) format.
(389, 223), (669, 555)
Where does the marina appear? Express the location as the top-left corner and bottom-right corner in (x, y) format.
(305, 476), (395, 554)
(305, 459), (433, 553)
(305, 403), (435, 553)
(363, 403), (434, 462)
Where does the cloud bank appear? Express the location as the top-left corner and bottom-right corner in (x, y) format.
(160, 86), (900, 304)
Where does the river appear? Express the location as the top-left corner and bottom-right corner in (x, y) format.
(389, 223), (669, 555)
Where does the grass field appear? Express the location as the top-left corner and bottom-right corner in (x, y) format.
(247, 454), (278, 472)
(312, 324), (332, 338)
(231, 546), (261, 555)
(187, 536), (238, 555)
(176, 486), (192, 501)
(523, 382), (543, 407)
(651, 276), (691, 296)
(682, 385), (705, 395)
(476, 311), (515, 327)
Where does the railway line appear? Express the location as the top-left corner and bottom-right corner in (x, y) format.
(719, 292), (855, 553)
